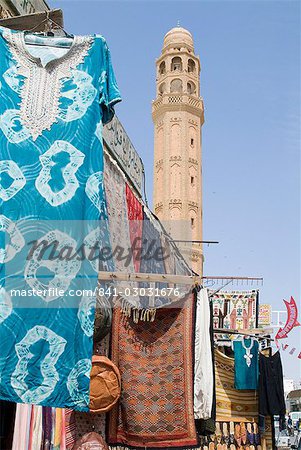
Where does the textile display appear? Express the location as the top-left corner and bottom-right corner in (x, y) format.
(11, 404), (69, 450)
(194, 288), (214, 420)
(0, 400), (16, 449)
(160, 231), (176, 275)
(209, 290), (258, 332)
(103, 152), (140, 314)
(195, 297), (216, 437)
(215, 350), (258, 422)
(0, 26), (121, 410)
(125, 183), (143, 273)
(108, 295), (198, 449)
(258, 351), (286, 417)
(212, 350), (274, 449)
(104, 154), (133, 275)
(102, 150), (191, 321)
(233, 338), (259, 390)
(12, 403), (31, 450)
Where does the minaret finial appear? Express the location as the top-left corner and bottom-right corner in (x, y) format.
(177, 19), (180, 27)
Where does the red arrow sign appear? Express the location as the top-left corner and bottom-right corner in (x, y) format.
(275, 297), (300, 340)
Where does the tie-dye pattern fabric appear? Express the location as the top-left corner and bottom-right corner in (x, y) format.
(0, 26), (121, 410)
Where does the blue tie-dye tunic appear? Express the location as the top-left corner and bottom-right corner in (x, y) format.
(0, 26), (121, 410)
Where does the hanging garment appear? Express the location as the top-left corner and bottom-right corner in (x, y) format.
(12, 403), (32, 450)
(53, 408), (63, 449)
(42, 407), (53, 450)
(195, 296), (216, 436)
(194, 288), (214, 420)
(65, 409), (77, 450)
(30, 406), (43, 450)
(258, 351), (286, 417)
(0, 26), (121, 410)
(233, 338), (259, 390)
(108, 295), (198, 449)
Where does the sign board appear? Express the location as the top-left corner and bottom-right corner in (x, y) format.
(258, 304), (272, 326)
(103, 116), (144, 196)
(0, 8), (63, 31)
(1, 0), (49, 15)
(0, 4), (11, 18)
(12, 0), (48, 14)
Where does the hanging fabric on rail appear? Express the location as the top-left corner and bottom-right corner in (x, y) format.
(195, 294), (216, 436)
(108, 294), (198, 449)
(125, 183), (143, 273)
(258, 351), (286, 426)
(12, 403), (32, 450)
(0, 400), (16, 450)
(209, 350), (274, 449)
(0, 26), (121, 410)
(233, 337), (259, 390)
(209, 290), (258, 332)
(194, 287), (214, 420)
(215, 349), (258, 421)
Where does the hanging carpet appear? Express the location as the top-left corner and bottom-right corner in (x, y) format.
(215, 349), (258, 421)
(209, 290), (258, 333)
(108, 294), (197, 449)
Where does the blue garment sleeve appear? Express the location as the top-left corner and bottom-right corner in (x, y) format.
(99, 41), (121, 124)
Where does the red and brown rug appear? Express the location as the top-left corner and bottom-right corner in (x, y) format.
(108, 295), (197, 449)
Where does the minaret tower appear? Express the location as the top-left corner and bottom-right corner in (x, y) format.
(152, 26), (204, 275)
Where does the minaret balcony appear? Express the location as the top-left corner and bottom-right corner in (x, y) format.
(152, 93), (204, 120)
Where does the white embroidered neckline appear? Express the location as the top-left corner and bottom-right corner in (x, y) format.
(242, 337), (254, 367)
(4, 31), (94, 140)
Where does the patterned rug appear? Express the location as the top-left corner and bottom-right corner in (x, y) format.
(108, 295), (197, 449)
(215, 349), (258, 422)
(209, 291), (258, 335)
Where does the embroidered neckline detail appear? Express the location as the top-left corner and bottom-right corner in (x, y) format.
(4, 31), (94, 141)
(242, 338), (254, 367)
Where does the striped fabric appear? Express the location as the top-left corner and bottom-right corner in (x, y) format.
(214, 350), (274, 449)
(215, 349), (258, 422)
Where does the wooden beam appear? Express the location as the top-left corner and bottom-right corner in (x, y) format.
(214, 327), (273, 338)
(0, 8), (63, 31)
(98, 271), (264, 286)
(98, 270), (197, 285)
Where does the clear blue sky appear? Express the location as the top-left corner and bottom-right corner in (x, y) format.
(50, 0), (300, 380)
